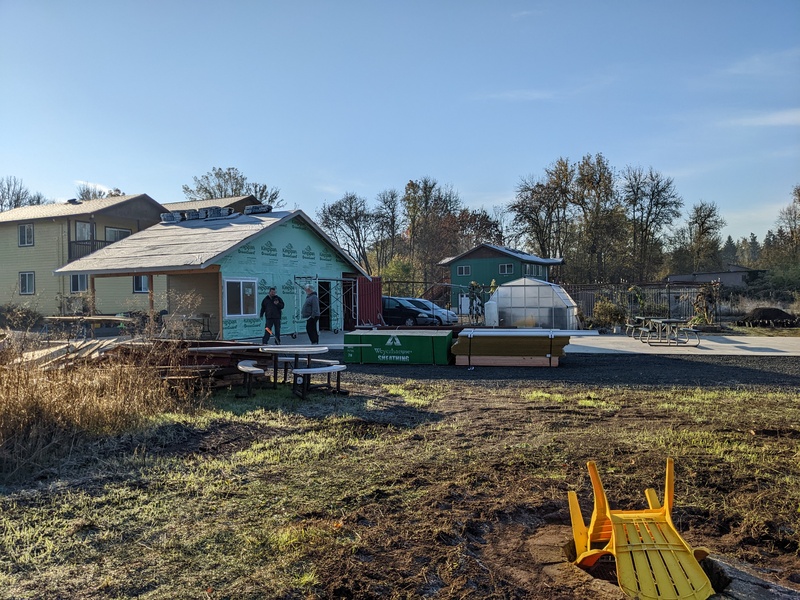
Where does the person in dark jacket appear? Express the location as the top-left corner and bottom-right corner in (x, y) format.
(301, 284), (321, 344)
(260, 287), (285, 345)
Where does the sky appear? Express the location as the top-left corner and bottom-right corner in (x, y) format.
(1, 0), (798, 244)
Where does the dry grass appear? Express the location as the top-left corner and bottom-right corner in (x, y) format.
(0, 334), (209, 480)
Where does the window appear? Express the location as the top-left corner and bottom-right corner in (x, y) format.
(106, 227), (131, 242)
(76, 221), (94, 241)
(457, 265), (471, 276)
(525, 264), (543, 278)
(18, 224), (34, 247)
(71, 274), (89, 293)
(133, 275), (149, 293)
(224, 279), (257, 316)
(499, 263), (513, 275)
(19, 272), (34, 295)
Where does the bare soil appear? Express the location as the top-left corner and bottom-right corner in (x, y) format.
(306, 352), (800, 599)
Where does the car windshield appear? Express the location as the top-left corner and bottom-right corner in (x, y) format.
(406, 299), (429, 310)
(396, 298), (424, 311)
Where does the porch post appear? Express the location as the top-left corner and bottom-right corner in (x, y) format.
(89, 275), (96, 315)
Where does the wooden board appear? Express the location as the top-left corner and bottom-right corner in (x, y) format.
(455, 355), (558, 367)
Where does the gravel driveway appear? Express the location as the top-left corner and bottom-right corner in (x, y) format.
(331, 352), (800, 390)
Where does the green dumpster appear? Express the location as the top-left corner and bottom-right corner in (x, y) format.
(344, 330), (452, 365)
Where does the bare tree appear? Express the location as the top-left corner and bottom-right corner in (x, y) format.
(182, 167), (284, 208)
(509, 178), (562, 259)
(669, 201), (726, 273)
(0, 176), (30, 211)
(402, 177), (462, 282)
(456, 207), (503, 253)
(621, 166), (683, 281)
(317, 192), (375, 274)
(373, 189), (401, 273)
(573, 153), (625, 282)
(76, 183), (107, 201)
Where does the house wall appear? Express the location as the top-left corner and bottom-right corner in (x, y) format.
(91, 275), (168, 314)
(448, 257), (552, 312)
(1, 207), (165, 316)
(0, 220), (64, 314)
(215, 218), (354, 341)
(166, 272), (220, 336)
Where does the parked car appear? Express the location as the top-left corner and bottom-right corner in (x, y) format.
(381, 296), (437, 326)
(401, 297), (459, 325)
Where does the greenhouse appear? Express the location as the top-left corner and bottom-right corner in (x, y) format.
(485, 277), (580, 330)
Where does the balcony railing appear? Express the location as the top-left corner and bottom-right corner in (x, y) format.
(68, 239), (114, 262)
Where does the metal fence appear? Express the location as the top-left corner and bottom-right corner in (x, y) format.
(381, 279), (733, 324)
(561, 283), (709, 321)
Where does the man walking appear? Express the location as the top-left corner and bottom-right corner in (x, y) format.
(260, 286), (284, 345)
(301, 284), (321, 344)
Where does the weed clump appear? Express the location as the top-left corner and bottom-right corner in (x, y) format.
(0, 336), (208, 481)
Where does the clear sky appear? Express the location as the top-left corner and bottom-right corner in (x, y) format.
(1, 1), (798, 243)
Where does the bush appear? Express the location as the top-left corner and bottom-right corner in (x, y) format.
(0, 303), (43, 330)
(592, 298), (627, 327)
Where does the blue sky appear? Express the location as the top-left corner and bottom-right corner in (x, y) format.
(1, 1), (798, 243)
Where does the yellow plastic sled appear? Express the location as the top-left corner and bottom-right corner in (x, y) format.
(568, 458), (714, 600)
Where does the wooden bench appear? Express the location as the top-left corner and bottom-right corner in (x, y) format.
(291, 364), (347, 400)
(237, 360), (267, 397)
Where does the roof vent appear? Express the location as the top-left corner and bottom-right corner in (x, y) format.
(67, 198), (81, 205)
(244, 203), (273, 215)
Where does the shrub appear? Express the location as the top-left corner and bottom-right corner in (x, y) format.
(0, 303), (43, 330)
(592, 298), (627, 327)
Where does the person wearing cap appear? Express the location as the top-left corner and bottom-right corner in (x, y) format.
(259, 286), (284, 345)
(301, 284), (321, 344)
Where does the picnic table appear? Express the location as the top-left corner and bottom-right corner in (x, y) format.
(643, 319), (700, 346)
(258, 345), (330, 389)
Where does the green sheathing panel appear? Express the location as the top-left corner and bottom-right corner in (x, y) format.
(215, 218), (351, 341)
(345, 330), (453, 365)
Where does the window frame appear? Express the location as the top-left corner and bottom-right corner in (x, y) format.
(18, 223), (34, 247)
(499, 263), (513, 275)
(224, 278), (258, 317)
(456, 265), (471, 277)
(19, 272), (35, 295)
(75, 221), (94, 241)
(106, 226), (132, 242)
(70, 274), (89, 293)
(133, 275), (149, 294)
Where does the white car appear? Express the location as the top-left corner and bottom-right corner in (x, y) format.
(401, 298), (459, 325)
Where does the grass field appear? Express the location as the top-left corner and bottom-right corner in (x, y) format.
(1, 357), (799, 598)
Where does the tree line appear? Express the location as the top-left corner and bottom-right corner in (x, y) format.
(318, 154), (799, 292)
(3, 163), (798, 292)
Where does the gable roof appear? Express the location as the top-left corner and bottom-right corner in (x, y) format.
(438, 243), (564, 266)
(0, 194), (164, 223)
(55, 209), (369, 277)
(160, 195), (260, 212)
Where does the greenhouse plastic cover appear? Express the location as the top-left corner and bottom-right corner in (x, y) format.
(488, 277), (580, 330)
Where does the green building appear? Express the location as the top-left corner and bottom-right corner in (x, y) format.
(438, 244), (564, 315)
